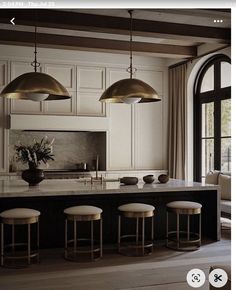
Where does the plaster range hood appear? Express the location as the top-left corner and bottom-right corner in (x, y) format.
(10, 114), (110, 131)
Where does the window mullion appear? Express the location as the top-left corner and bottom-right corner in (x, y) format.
(214, 99), (221, 170)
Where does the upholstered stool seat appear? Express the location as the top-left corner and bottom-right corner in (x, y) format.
(0, 208), (40, 220)
(64, 205), (103, 261)
(118, 203), (155, 256)
(118, 203), (155, 215)
(166, 201), (202, 251)
(64, 205), (102, 218)
(0, 208), (40, 267)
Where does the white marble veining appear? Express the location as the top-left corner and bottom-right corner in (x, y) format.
(0, 178), (219, 198)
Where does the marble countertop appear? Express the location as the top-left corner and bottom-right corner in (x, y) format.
(0, 178), (219, 198)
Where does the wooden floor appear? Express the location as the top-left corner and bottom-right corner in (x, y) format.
(0, 231), (231, 290)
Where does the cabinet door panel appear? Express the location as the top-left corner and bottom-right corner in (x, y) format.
(10, 61), (43, 114)
(45, 93), (75, 115)
(77, 67), (105, 91)
(77, 92), (105, 116)
(45, 64), (75, 90)
(44, 64), (75, 115)
(109, 104), (132, 169)
(77, 66), (105, 116)
(135, 102), (163, 169)
(108, 69), (133, 170)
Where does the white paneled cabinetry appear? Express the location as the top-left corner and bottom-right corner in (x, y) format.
(107, 68), (166, 171)
(77, 66), (105, 116)
(9, 62), (105, 117)
(0, 46), (168, 173)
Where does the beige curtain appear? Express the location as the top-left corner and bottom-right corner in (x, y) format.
(168, 64), (187, 179)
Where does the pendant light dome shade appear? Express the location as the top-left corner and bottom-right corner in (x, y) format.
(0, 25), (70, 102)
(0, 72), (70, 101)
(99, 78), (161, 103)
(99, 10), (161, 104)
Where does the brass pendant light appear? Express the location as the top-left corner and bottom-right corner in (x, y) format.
(0, 27), (70, 101)
(99, 10), (161, 104)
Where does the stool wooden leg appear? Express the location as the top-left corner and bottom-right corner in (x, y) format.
(73, 219), (77, 255)
(91, 220), (94, 260)
(1, 223), (4, 266)
(12, 224), (15, 254)
(187, 215), (190, 241)
(65, 219), (68, 259)
(27, 224), (31, 265)
(118, 215), (121, 252)
(177, 213), (180, 250)
(100, 218), (103, 258)
(142, 217), (145, 256)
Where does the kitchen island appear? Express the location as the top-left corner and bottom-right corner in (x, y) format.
(0, 178), (220, 248)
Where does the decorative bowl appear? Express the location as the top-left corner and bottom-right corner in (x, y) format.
(143, 174), (155, 184)
(158, 174), (169, 183)
(120, 177), (139, 185)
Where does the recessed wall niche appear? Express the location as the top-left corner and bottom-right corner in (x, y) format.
(9, 130), (106, 171)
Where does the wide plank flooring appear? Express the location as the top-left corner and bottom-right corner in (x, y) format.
(0, 231), (231, 290)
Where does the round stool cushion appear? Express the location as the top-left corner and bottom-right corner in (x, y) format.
(0, 208), (41, 219)
(118, 203), (155, 213)
(166, 201), (202, 210)
(64, 205), (103, 216)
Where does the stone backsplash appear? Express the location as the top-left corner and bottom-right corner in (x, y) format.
(9, 130), (106, 171)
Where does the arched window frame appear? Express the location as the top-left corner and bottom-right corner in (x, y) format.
(193, 54), (231, 181)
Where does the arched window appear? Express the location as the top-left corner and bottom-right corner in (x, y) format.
(194, 54), (231, 181)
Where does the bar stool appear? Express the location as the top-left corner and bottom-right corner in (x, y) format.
(64, 205), (103, 261)
(166, 201), (202, 251)
(0, 208), (40, 267)
(118, 203), (155, 256)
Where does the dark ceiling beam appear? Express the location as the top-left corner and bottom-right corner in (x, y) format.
(0, 9), (230, 44)
(0, 29), (197, 57)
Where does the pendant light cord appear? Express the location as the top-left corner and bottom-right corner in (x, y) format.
(31, 25), (41, 72)
(127, 10), (136, 79)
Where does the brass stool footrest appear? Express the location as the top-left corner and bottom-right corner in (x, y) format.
(118, 234), (153, 257)
(65, 238), (102, 261)
(2, 243), (39, 268)
(3, 242), (39, 260)
(166, 231), (201, 251)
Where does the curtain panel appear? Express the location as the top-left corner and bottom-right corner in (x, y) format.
(168, 64), (187, 179)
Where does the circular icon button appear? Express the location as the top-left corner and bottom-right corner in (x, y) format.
(209, 268), (228, 288)
(187, 268), (206, 288)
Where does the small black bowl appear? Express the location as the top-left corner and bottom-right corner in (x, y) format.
(143, 175), (155, 184)
(158, 174), (169, 183)
(120, 177), (139, 185)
